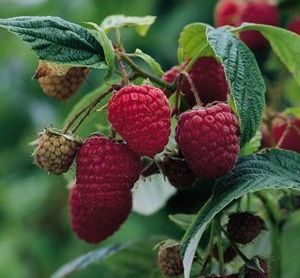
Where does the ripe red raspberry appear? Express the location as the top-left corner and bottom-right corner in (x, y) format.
(214, 0), (279, 50)
(182, 57), (229, 106)
(175, 103), (239, 179)
(227, 212), (265, 244)
(238, 0), (279, 49)
(76, 135), (142, 188)
(35, 62), (90, 100)
(34, 129), (80, 175)
(287, 17), (300, 35)
(70, 183), (132, 244)
(272, 117), (300, 153)
(71, 135), (142, 243)
(162, 155), (197, 190)
(214, 0), (242, 27)
(157, 242), (183, 277)
(108, 85), (171, 157)
(245, 257), (268, 278)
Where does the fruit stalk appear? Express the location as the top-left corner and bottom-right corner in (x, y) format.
(120, 52), (175, 92)
(62, 87), (114, 134)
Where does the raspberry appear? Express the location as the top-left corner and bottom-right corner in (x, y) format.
(76, 135), (141, 188)
(162, 155), (197, 190)
(108, 85), (171, 157)
(71, 135), (142, 243)
(214, 0), (242, 27)
(272, 117), (300, 153)
(245, 257), (268, 278)
(182, 57), (229, 106)
(157, 242), (183, 277)
(238, 0), (279, 49)
(287, 17), (300, 35)
(227, 212), (265, 244)
(70, 183), (132, 244)
(212, 245), (237, 263)
(163, 66), (180, 84)
(214, 0), (279, 50)
(35, 62), (90, 100)
(175, 103), (239, 179)
(34, 129), (80, 175)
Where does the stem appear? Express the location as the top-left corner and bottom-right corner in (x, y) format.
(172, 74), (183, 116)
(216, 219), (225, 276)
(120, 52), (175, 92)
(62, 87), (113, 134)
(270, 225), (282, 278)
(255, 192), (281, 226)
(181, 71), (203, 106)
(221, 226), (250, 264)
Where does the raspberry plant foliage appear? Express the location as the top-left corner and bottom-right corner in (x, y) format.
(2, 6), (300, 278)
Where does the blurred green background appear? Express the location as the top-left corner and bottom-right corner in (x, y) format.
(1, 0), (300, 277)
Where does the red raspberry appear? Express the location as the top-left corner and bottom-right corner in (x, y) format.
(214, 0), (242, 27)
(245, 257), (268, 278)
(175, 103), (239, 179)
(163, 66), (180, 84)
(108, 85), (171, 157)
(70, 183), (132, 244)
(272, 117), (300, 153)
(227, 212), (265, 244)
(71, 135), (142, 243)
(162, 155), (197, 190)
(238, 0), (279, 49)
(214, 0), (279, 50)
(76, 135), (141, 188)
(287, 17), (300, 35)
(182, 57), (229, 106)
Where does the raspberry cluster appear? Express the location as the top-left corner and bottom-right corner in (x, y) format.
(70, 135), (141, 243)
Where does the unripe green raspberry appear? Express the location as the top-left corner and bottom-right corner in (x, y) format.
(34, 129), (81, 175)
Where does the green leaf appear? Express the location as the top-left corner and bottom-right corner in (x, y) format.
(178, 23), (213, 62)
(130, 49), (164, 77)
(284, 107), (300, 118)
(86, 22), (115, 80)
(169, 214), (195, 231)
(51, 237), (164, 278)
(181, 149), (300, 278)
(0, 16), (105, 68)
(50, 242), (132, 278)
(100, 15), (156, 37)
(240, 130), (262, 156)
(234, 24), (300, 86)
(207, 27), (266, 146)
